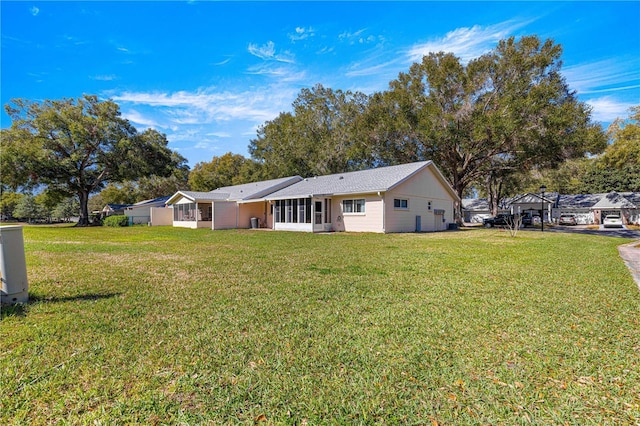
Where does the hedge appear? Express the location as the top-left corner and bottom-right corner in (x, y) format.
(103, 215), (129, 227)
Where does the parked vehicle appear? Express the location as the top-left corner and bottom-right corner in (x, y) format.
(483, 213), (533, 228)
(602, 215), (623, 228)
(558, 214), (577, 226)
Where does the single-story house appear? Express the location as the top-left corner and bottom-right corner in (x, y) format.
(265, 161), (460, 233)
(125, 196), (171, 225)
(100, 203), (131, 217)
(590, 192), (639, 225)
(508, 192), (557, 223)
(166, 176), (303, 229)
(553, 193), (603, 224)
(462, 198), (492, 223)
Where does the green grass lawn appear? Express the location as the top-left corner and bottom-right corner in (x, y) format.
(1, 226), (639, 424)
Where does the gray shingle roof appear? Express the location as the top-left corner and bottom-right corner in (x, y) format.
(265, 161), (441, 199)
(462, 198), (489, 210)
(557, 193), (608, 209)
(167, 176), (303, 205)
(212, 176), (303, 201)
(592, 192), (637, 209)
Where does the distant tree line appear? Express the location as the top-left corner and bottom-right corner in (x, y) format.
(2, 35), (638, 224)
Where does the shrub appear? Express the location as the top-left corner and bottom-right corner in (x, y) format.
(103, 215), (129, 227)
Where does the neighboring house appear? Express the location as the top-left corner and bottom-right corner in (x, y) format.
(462, 198), (490, 223)
(509, 192), (557, 223)
(265, 161), (460, 233)
(125, 196), (171, 225)
(166, 176), (303, 229)
(591, 192), (639, 225)
(553, 193), (603, 224)
(101, 203), (131, 217)
(462, 191), (640, 225)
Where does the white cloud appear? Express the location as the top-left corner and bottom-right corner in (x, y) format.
(91, 74), (117, 81)
(206, 132), (231, 138)
(406, 19), (532, 63)
(112, 85), (297, 126)
(246, 63), (306, 82)
(339, 29), (366, 44)
(290, 26), (315, 42)
(585, 96), (637, 123)
(248, 41), (295, 63)
(30, 6), (39, 16)
(121, 109), (161, 128)
(563, 58), (640, 94)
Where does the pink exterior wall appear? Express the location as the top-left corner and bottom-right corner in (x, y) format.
(238, 201), (271, 229)
(212, 201), (237, 230)
(332, 195), (384, 233)
(384, 167), (455, 233)
(150, 207), (173, 226)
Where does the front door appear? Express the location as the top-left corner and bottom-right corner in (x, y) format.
(313, 200), (323, 232)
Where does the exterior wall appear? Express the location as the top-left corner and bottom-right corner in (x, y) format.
(239, 202), (270, 229)
(150, 207), (173, 226)
(212, 201), (237, 230)
(274, 222), (313, 232)
(125, 206), (152, 224)
(552, 208), (594, 225)
(627, 209), (640, 225)
(332, 195), (384, 233)
(174, 221), (198, 229)
(464, 211), (491, 224)
(384, 167), (455, 232)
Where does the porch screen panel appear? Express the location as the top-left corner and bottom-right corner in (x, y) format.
(286, 199), (293, 223)
(305, 199), (312, 223)
(175, 203), (197, 221)
(298, 199), (305, 223)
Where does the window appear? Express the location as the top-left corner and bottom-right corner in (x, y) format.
(428, 201), (432, 211)
(394, 198), (408, 209)
(343, 199), (365, 214)
(275, 199), (312, 224)
(324, 198), (331, 223)
(174, 202), (197, 221)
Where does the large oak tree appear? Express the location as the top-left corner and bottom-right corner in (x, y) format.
(363, 36), (606, 218)
(249, 84), (369, 178)
(1, 95), (186, 225)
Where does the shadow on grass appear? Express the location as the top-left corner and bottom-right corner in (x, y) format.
(1, 292), (120, 320)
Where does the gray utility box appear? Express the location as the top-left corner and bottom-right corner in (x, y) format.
(0, 225), (29, 304)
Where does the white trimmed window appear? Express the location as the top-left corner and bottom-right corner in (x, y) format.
(343, 199), (365, 213)
(394, 198), (409, 209)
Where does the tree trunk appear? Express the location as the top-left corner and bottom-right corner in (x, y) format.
(486, 175), (502, 216)
(77, 190), (90, 226)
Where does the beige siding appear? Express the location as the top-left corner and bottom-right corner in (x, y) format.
(212, 201), (237, 230)
(385, 167), (456, 232)
(238, 202), (270, 229)
(150, 207), (173, 226)
(334, 195), (384, 233)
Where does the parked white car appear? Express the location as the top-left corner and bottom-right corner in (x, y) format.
(602, 215), (623, 228)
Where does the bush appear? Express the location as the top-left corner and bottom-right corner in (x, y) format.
(103, 215), (129, 227)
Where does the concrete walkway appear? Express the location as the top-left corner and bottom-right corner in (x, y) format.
(618, 241), (640, 290)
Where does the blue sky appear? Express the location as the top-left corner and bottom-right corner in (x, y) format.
(2, 1), (639, 167)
